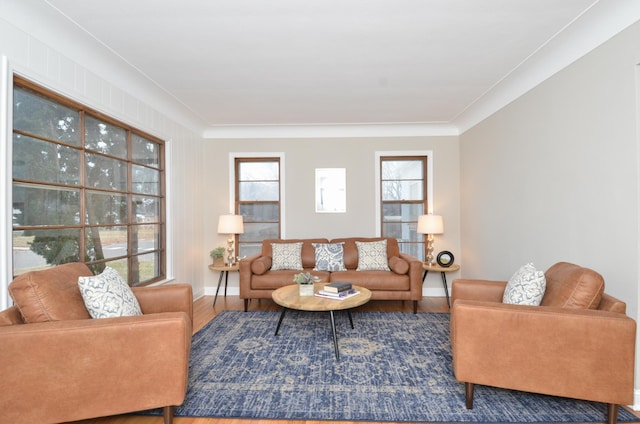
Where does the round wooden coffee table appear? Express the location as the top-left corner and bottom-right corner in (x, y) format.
(272, 283), (372, 360)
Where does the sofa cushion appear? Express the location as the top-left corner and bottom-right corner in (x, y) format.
(388, 256), (410, 275)
(77, 267), (142, 319)
(356, 240), (390, 271)
(502, 263), (546, 306)
(271, 242), (304, 270)
(541, 262), (604, 309)
(251, 256), (272, 275)
(8, 262), (93, 323)
(312, 242), (346, 271)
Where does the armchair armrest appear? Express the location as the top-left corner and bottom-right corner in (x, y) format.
(450, 300), (636, 405)
(0, 312), (192, 424)
(451, 279), (506, 304)
(132, 283), (193, 323)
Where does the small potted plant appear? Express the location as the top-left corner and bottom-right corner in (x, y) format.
(293, 272), (316, 296)
(209, 246), (225, 266)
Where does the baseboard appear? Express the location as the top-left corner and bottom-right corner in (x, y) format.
(632, 389), (640, 411)
(203, 286), (448, 298)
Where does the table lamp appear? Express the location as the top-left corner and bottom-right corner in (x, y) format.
(217, 214), (244, 266)
(417, 214), (444, 266)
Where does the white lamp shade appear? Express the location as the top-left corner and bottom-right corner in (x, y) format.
(417, 214), (444, 234)
(217, 214), (244, 234)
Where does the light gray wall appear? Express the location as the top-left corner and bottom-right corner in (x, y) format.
(460, 19), (640, 389)
(203, 137), (461, 294)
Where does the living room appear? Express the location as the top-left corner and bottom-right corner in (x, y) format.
(2, 0), (640, 419)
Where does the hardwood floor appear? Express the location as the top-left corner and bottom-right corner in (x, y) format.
(68, 295), (639, 424)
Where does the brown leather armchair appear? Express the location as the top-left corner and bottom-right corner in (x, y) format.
(450, 262), (636, 424)
(0, 263), (193, 424)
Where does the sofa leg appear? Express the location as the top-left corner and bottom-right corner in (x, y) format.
(465, 382), (474, 409)
(163, 406), (174, 424)
(244, 299), (249, 312)
(413, 300), (417, 314)
(607, 403), (619, 424)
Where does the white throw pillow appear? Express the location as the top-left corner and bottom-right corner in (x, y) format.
(355, 240), (390, 271)
(78, 267), (143, 319)
(503, 263), (546, 306)
(271, 242), (304, 270)
(313, 242), (347, 271)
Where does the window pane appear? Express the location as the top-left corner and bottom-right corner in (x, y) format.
(90, 259), (128, 282)
(86, 226), (127, 261)
(13, 183), (80, 227)
(132, 252), (160, 286)
(382, 160), (423, 180)
(13, 134), (81, 185)
(133, 196), (160, 223)
(382, 222), (422, 242)
(13, 87), (81, 145)
(239, 161), (279, 180)
(132, 165), (160, 195)
(13, 228), (81, 272)
(239, 181), (279, 201)
(85, 153), (127, 191)
(131, 224), (160, 254)
(399, 242), (425, 261)
(382, 181), (423, 201)
(85, 192), (127, 225)
(132, 134), (160, 168)
(84, 115), (127, 158)
(238, 243), (262, 258)
(239, 222), (279, 242)
(382, 202), (424, 223)
(239, 203), (279, 222)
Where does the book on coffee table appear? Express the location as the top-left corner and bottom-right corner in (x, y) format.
(323, 282), (352, 293)
(315, 289), (359, 300)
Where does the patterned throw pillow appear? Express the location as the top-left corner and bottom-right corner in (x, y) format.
(271, 242), (304, 270)
(312, 242), (346, 271)
(503, 263), (546, 306)
(355, 240), (390, 271)
(77, 267), (143, 319)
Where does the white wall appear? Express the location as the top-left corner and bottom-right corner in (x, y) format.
(202, 137), (461, 296)
(0, 2), (207, 303)
(460, 19), (640, 393)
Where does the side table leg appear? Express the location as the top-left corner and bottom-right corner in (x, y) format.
(213, 271), (225, 307)
(329, 310), (340, 360)
(440, 272), (451, 308)
(274, 307), (287, 336)
(347, 310), (354, 329)
(224, 270), (229, 297)
(422, 269), (429, 283)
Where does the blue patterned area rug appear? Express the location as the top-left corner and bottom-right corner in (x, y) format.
(144, 310), (639, 422)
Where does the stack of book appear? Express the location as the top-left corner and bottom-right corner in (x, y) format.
(315, 282), (358, 300)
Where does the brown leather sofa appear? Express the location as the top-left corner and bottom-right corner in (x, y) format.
(0, 263), (193, 424)
(240, 237), (423, 312)
(450, 262), (636, 424)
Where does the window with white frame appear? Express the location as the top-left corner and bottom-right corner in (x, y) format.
(234, 157), (281, 258)
(379, 155), (429, 261)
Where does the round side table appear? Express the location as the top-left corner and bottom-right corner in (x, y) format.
(208, 263), (239, 307)
(422, 263), (460, 309)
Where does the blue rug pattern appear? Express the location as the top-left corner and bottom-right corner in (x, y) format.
(152, 310), (638, 422)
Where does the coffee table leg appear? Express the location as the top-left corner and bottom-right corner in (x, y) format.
(329, 310), (340, 360)
(274, 307), (287, 336)
(347, 310), (354, 329)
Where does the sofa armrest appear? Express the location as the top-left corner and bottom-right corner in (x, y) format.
(239, 253), (262, 296)
(451, 279), (506, 304)
(0, 312), (192, 424)
(450, 300), (636, 405)
(399, 253), (423, 298)
(133, 283), (193, 323)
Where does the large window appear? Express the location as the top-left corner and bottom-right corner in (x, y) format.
(12, 78), (165, 285)
(235, 157), (281, 257)
(380, 156), (428, 260)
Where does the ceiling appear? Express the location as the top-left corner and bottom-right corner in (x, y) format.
(41, 0), (638, 137)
